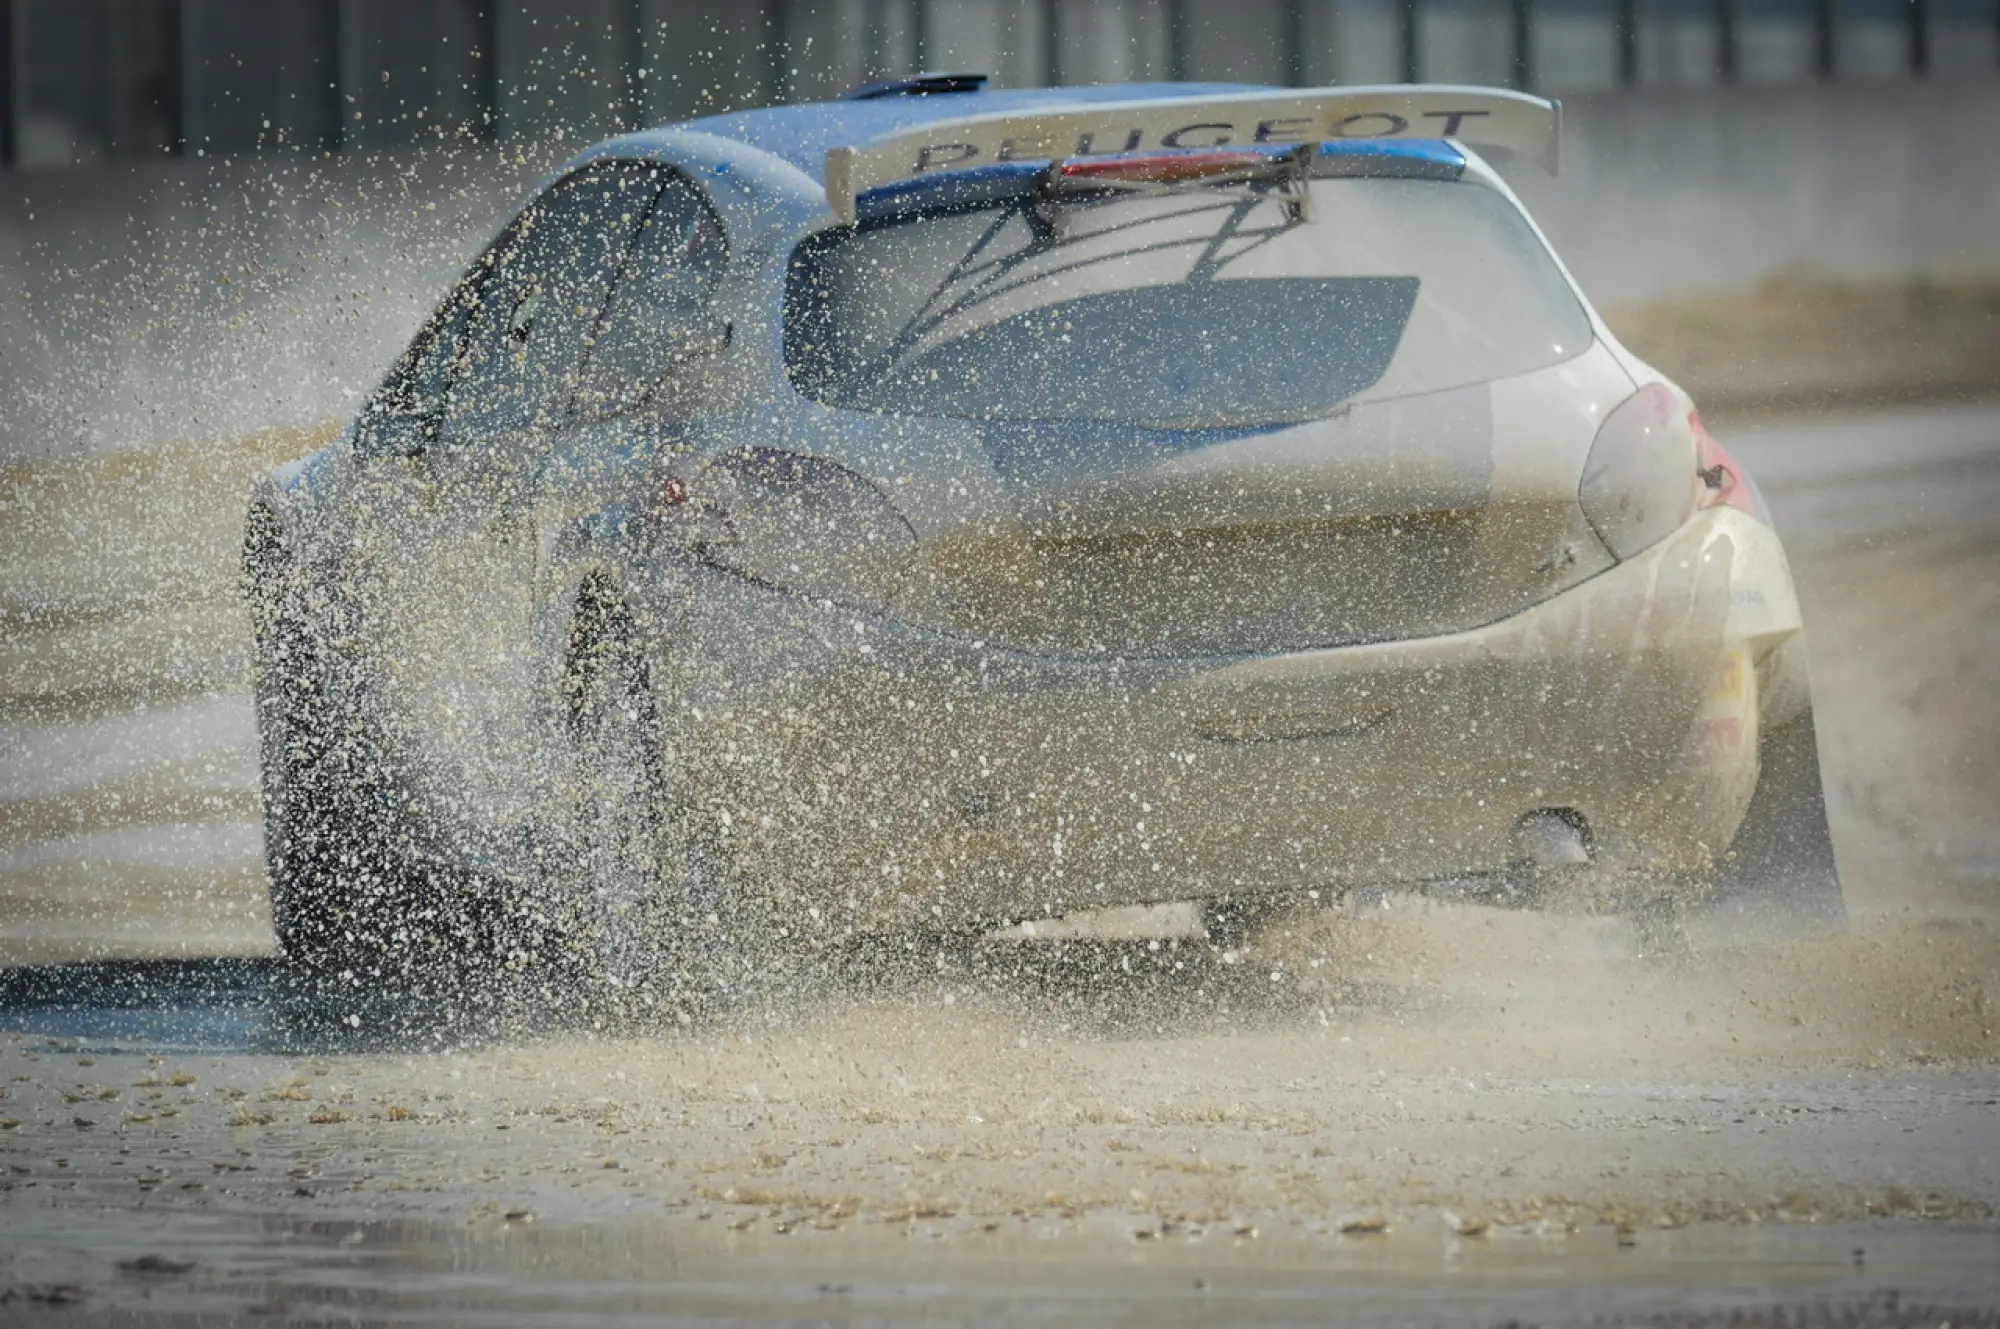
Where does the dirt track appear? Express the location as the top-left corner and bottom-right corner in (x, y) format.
(0, 405), (1996, 1323)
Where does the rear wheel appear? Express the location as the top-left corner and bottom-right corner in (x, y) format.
(247, 511), (367, 974)
(1619, 703), (1846, 959)
(567, 594), (755, 1024)
(1679, 705), (1847, 940)
(254, 620), (461, 987)
(251, 597), (410, 990)
(248, 511), (496, 1014)
(256, 623), (341, 970)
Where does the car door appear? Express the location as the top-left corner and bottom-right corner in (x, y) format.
(537, 169), (731, 591)
(342, 163), (664, 874)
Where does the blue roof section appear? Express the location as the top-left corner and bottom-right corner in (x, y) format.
(671, 83), (1274, 183)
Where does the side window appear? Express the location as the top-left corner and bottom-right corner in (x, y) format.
(365, 279), (478, 452)
(443, 165), (665, 443)
(365, 165), (666, 458)
(576, 174), (730, 419)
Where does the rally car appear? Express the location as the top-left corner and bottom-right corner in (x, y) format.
(243, 77), (1844, 1008)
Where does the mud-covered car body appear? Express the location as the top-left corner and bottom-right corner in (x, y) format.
(245, 80), (1841, 975)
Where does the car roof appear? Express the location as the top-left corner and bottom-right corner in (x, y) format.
(660, 82), (1272, 185)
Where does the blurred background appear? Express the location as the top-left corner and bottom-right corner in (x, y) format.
(0, 1), (1996, 962)
(3, 0), (1997, 459)
(6, 0), (1999, 151)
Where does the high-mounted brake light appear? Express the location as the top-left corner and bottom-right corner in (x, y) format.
(1047, 145), (1315, 220)
(1055, 149), (1284, 183)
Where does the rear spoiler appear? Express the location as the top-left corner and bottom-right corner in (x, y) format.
(824, 84), (1561, 224)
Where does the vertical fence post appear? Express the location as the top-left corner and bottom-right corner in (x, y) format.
(330, 0), (353, 152)
(1041, 0), (1060, 84)
(1909, 0), (1930, 73)
(912, 0), (931, 70)
(1716, 0), (1738, 81)
(1510, 0), (1533, 90)
(473, 3), (500, 141)
(181, 0), (203, 150)
(861, 0), (885, 78)
(1814, 0), (1835, 75)
(622, 0), (644, 130)
(1166, 0), (1189, 80)
(1400, 0), (1420, 81)
(762, 0), (787, 106)
(1283, 0), (1307, 85)
(161, 0), (183, 155)
(0, 0), (14, 168)
(1617, 0), (1640, 84)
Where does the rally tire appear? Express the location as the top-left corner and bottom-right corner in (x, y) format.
(1680, 705), (1847, 942)
(248, 511), (502, 1010)
(568, 594), (753, 1025)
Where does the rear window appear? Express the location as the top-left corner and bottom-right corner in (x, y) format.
(785, 177), (1591, 429)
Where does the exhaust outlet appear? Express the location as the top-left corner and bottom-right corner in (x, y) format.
(1510, 809), (1592, 869)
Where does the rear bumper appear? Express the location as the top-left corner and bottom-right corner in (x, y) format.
(636, 507), (1805, 931)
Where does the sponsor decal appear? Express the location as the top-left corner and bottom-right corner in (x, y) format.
(1710, 652), (1744, 702)
(904, 108), (1495, 176)
(1696, 648), (1752, 763)
(1697, 715), (1743, 762)
(825, 89), (1560, 223)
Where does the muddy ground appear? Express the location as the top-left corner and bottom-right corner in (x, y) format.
(1609, 279), (2000, 420)
(1, 387), (1998, 1316)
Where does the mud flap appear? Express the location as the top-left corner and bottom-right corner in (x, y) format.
(1679, 706), (1846, 944)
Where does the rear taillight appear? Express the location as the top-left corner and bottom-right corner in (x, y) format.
(1690, 411), (1757, 517)
(643, 472), (708, 546)
(1578, 383), (1698, 560)
(1579, 387), (1766, 561)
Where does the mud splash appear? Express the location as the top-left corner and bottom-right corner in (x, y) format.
(1, 407), (1998, 1323)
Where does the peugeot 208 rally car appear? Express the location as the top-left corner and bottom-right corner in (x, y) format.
(244, 78), (1843, 1008)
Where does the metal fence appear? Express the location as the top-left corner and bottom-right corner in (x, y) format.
(4, 0), (1996, 167)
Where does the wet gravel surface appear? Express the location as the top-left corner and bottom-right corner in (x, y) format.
(0, 406), (1997, 1323)
(0, 940), (1995, 1325)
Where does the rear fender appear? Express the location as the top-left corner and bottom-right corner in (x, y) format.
(532, 504), (705, 763)
(1686, 701), (1846, 939)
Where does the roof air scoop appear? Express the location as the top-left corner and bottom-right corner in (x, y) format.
(842, 72), (990, 100)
